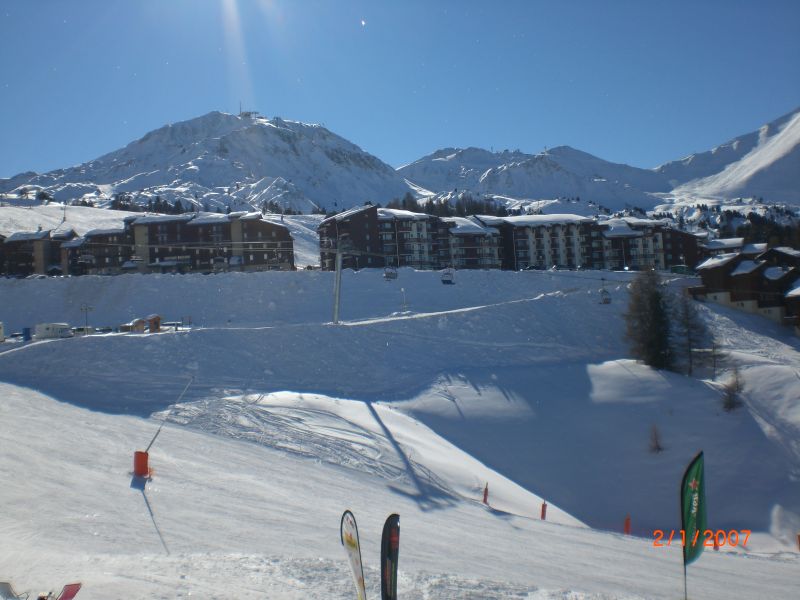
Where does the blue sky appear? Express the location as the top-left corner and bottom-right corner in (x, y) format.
(1, 0), (798, 178)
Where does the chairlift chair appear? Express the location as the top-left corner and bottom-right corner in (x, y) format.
(441, 267), (455, 285)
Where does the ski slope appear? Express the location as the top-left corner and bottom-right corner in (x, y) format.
(1, 268), (799, 598)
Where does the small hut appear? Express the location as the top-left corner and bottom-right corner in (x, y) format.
(120, 318), (146, 333)
(147, 314), (162, 333)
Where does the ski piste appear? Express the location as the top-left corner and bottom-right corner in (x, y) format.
(380, 513), (400, 600)
(340, 510), (367, 600)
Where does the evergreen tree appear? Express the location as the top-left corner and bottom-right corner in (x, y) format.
(624, 270), (673, 370)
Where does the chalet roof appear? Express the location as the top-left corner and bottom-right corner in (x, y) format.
(377, 208), (433, 221)
(741, 242), (768, 255)
(764, 266), (795, 281)
(768, 246), (800, 259)
(730, 260), (764, 277)
(695, 253), (739, 271)
(704, 237), (744, 251)
(5, 230), (50, 242)
(320, 204), (376, 226)
(786, 282), (800, 299)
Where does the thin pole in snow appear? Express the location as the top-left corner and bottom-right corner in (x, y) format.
(333, 247), (343, 324)
(683, 561), (688, 600)
(145, 376), (193, 452)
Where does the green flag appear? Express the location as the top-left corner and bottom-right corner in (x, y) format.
(680, 451), (707, 566)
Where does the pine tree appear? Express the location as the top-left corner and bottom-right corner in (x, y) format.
(624, 270), (673, 370)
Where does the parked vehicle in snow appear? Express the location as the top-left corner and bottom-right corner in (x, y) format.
(34, 323), (73, 339)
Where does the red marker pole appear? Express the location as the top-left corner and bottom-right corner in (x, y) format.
(624, 514), (631, 535)
(483, 483), (488, 505)
(540, 501), (547, 521)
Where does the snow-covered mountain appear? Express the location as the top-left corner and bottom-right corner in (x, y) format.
(398, 146), (666, 212)
(2, 107), (798, 217)
(0, 111), (415, 213)
(399, 108), (800, 213)
(664, 109), (800, 204)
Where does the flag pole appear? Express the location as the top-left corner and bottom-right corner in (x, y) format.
(683, 560), (688, 600)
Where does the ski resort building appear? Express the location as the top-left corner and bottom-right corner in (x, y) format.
(3, 227), (77, 277)
(56, 212), (295, 276)
(437, 217), (502, 269)
(319, 206), (701, 273)
(378, 208), (438, 269)
(694, 248), (800, 330)
(319, 204), (382, 270)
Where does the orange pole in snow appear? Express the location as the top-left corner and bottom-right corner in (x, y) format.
(483, 483), (488, 505)
(540, 501), (547, 521)
(624, 515), (631, 535)
(133, 451), (149, 477)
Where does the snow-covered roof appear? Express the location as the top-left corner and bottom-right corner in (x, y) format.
(441, 217), (497, 236)
(133, 214), (195, 225)
(764, 266), (795, 281)
(742, 243), (768, 255)
(238, 211), (266, 221)
(601, 219), (642, 239)
(186, 213), (233, 226)
(730, 260), (764, 276)
(4, 230), (50, 242)
(320, 204), (375, 225)
(695, 253), (739, 271)
(493, 214), (592, 227)
(85, 227), (126, 237)
(769, 246), (800, 259)
(377, 208), (432, 221)
(61, 237), (85, 249)
(704, 237), (744, 251)
(786, 283), (800, 299)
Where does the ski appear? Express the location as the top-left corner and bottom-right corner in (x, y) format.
(380, 513), (400, 600)
(340, 510), (367, 600)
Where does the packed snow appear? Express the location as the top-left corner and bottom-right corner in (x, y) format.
(1, 268), (799, 598)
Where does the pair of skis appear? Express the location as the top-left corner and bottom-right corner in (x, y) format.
(340, 510), (400, 600)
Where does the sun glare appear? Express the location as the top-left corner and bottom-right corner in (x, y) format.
(221, 0), (255, 109)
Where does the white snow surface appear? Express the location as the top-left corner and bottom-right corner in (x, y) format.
(1, 269), (799, 598)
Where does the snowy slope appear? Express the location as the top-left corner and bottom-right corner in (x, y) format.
(0, 112), (414, 213)
(668, 109), (800, 204)
(656, 108), (800, 190)
(3, 382), (797, 599)
(1, 270), (798, 544)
